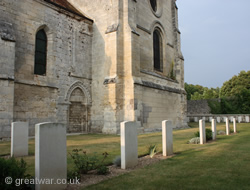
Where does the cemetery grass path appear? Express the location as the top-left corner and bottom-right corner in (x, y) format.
(85, 123), (250, 190)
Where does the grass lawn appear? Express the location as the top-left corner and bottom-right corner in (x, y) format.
(85, 123), (250, 190)
(0, 122), (249, 190)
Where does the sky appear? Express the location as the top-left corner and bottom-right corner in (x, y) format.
(177, 0), (250, 88)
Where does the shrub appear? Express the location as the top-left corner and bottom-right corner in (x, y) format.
(148, 145), (157, 158)
(67, 169), (80, 182)
(194, 128), (213, 141)
(0, 157), (33, 190)
(188, 137), (200, 144)
(113, 156), (121, 167)
(218, 131), (225, 135)
(97, 165), (109, 175)
(69, 149), (109, 175)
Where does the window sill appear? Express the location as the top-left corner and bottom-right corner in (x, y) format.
(140, 69), (178, 83)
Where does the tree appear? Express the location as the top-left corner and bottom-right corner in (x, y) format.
(220, 70), (250, 97)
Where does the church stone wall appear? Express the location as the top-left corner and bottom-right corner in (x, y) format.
(0, 0), (93, 138)
(133, 0), (187, 130)
(0, 34), (15, 138)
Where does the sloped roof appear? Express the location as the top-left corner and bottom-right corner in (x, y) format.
(44, 0), (93, 22)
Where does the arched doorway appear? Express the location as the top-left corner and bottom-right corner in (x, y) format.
(68, 88), (87, 133)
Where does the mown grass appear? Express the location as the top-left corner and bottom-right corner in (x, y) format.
(0, 122), (249, 190)
(85, 123), (250, 190)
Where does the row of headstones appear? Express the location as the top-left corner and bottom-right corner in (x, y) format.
(199, 118), (237, 144)
(11, 120), (175, 189)
(192, 116), (249, 123)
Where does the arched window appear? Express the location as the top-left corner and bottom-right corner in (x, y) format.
(153, 29), (163, 71)
(150, 0), (157, 12)
(34, 29), (47, 75)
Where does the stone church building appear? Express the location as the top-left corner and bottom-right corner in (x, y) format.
(0, 0), (187, 139)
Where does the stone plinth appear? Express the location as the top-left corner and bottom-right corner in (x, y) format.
(226, 118), (230, 135)
(120, 121), (138, 169)
(233, 118), (237, 133)
(162, 120), (173, 156)
(211, 119), (216, 140)
(11, 122), (29, 157)
(35, 122), (67, 190)
(199, 119), (206, 144)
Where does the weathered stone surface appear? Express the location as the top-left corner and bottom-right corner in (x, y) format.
(199, 119), (206, 144)
(0, 0), (187, 137)
(120, 121), (138, 169)
(162, 120), (173, 156)
(11, 122), (28, 157)
(187, 100), (211, 115)
(211, 119), (216, 140)
(0, 21), (15, 42)
(35, 122), (67, 190)
(233, 118), (237, 133)
(246, 116), (250, 123)
(226, 118), (230, 135)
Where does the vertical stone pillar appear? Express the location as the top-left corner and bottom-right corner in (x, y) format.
(35, 123), (67, 190)
(233, 118), (237, 133)
(120, 121), (138, 169)
(226, 118), (230, 135)
(162, 120), (173, 156)
(217, 117), (221, 123)
(11, 122), (29, 157)
(199, 119), (206, 144)
(211, 119), (216, 140)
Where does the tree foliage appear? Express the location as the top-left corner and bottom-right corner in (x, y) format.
(185, 70), (250, 114)
(185, 83), (219, 100)
(220, 70), (250, 97)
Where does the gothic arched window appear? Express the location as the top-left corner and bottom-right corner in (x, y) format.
(150, 0), (157, 12)
(153, 29), (163, 71)
(34, 29), (47, 75)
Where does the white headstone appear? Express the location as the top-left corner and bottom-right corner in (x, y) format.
(217, 117), (221, 123)
(120, 121), (138, 169)
(211, 119), (216, 140)
(246, 116), (250, 123)
(194, 117), (198, 122)
(230, 117), (234, 122)
(226, 118), (230, 135)
(209, 117), (213, 122)
(224, 117), (227, 122)
(11, 122), (29, 157)
(162, 120), (173, 156)
(233, 118), (237, 133)
(238, 116), (242, 123)
(199, 120), (206, 144)
(35, 122), (67, 190)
